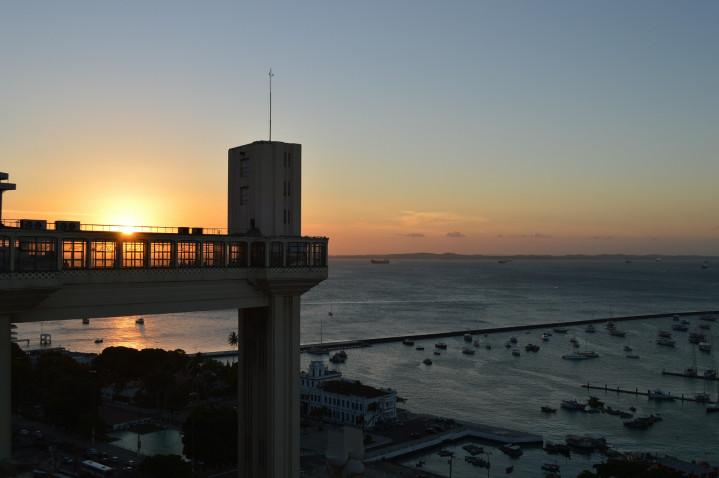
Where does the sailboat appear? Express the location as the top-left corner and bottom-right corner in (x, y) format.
(307, 319), (328, 355)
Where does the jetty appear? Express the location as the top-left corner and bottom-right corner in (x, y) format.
(581, 383), (716, 404)
(201, 310), (718, 359)
(662, 370), (719, 381)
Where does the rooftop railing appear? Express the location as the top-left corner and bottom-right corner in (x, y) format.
(0, 220), (328, 273)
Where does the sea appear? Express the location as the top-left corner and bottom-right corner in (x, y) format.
(14, 257), (719, 476)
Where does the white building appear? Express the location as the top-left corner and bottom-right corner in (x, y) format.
(300, 361), (397, 429)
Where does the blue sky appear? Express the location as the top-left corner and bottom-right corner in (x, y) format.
(1, 1), (717, 254)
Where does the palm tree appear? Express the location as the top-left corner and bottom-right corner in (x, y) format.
(228, 331), (238, 347)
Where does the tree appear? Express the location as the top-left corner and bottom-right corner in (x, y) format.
(138, 454), (191, 478)
(228, 331), (238, 347)
(182, 405), (237, 466)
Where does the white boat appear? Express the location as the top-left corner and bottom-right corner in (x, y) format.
(648, 389), (674, 401)
(562, 352), (595, 361)
(541, 333), (550, 342)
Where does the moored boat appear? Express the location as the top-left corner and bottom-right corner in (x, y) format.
(422, 358), (432, 365)
(560, 400), (586, 411)
(585, 324), (596, 333)
(500, 443), (523, 458)
(402, 338), (415, 346)
(435, 342), (447, 349)
(698, 342), (712, 353)
(461, 347), (475, 355)
(656, 337), (676, 347)
(648, 389), (674, 401)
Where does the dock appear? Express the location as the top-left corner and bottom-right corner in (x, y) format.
(201, 310), (718, 358)
(364, 421), (543, 462)
(661, 370), (719, 381)
(581, 383), (716, 404)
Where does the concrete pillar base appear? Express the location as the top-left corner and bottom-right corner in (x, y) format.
(1, 316), (11, 462)
(237, 295), (301, 478)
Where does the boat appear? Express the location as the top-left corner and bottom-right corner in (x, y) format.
(135, 317), (144, 325)
(541, 464), (560, 473)
(498, 259), (511, 264)
(415, 346), (424, 351)
(541, 333), (550, 342)
(509, 336), (517, 344)
(560, 400), (586, 411)
(330, 352), (346, 364)
(699, 324), (711, 330)
(673, 315), (680, 321)
(94, 338), (103, 344)
(504, 341), (512, 349)
(461, 347), (475, 355)
(437, 449), (453, 457)
(370, 259), (390, 264)
(500, 444), (523, 458)
(565, 435), (606, 453)
(462, 444), (484, 455)
(707, 405), (719, 414)
(82, 318), (90, 325)
(626, 354), (640, 359)
(704, 370), (717, 379)
(544, 442), (571, 457)
(699, 342), (712, 353)
(402, 338), (415, 346)
(435, 342), (447, 349)
(505, 465), (514, 473)
(578, 350), (599, 358)
(433, 350), (441, 356)
(606, 321), (616, 329)
(585, 324), (596, 333)
(681, 319), (691, 326)
(700, 315), (717, 322)
(695, 392), (711, 402)
(658, 331), (672, 338)
(672, 323), (688, 332)
(511, 349), (520, 357)
(541, 406), (557, 414)
(422, 358), (432, 365)
(656, 337), (676, 347)
(473, 340), (480, 347)
(525, 343), (540, 352)
(689, 332), (706, 344)
(685, 367), (698, 377)
(624, 345), (633, 352)
(623, 415), (662, 430)
(562, 352), (595, 360)
(464, 333), (472, 342)
(609, 329), (626, 337)
(570, 337), (578, 344)
(648, 389), (674, 401)
(553, 327), (569, 334)
(485, 344), (492, 350)
(465, 456), (489, 468)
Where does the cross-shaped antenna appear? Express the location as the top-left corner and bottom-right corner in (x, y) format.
(268, 68), (275, 141)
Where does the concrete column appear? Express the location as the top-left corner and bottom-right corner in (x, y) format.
(0, 316), (11, 462)
(237, 294), (301, 478)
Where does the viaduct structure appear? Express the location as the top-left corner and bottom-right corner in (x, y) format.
(0, 141), (328, 477)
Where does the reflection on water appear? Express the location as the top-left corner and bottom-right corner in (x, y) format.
(110, 429), (184, 457)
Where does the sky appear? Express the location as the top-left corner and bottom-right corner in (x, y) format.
(1, 1), (717, 255)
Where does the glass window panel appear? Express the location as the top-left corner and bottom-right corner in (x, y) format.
(62, 240), (86, 269)
(177, 241), (198, 267)
(92, 241), (116, 269)
(16, 237), (57, 271)
(150, 241), (172, 268)
(229, 242), (248, 267)
(122, 241), (145, 268)
(203, 242), (224, 267)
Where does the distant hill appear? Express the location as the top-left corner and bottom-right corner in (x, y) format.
(330, 253), (716, 261)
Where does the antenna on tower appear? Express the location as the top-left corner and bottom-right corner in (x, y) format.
(268, 68), (275, 141)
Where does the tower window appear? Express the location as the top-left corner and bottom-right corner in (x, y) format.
(240, 186), (249, 206)
(240, 158), (250, 178)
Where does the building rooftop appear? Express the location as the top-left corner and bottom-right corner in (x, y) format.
(320, 379), (393, 399)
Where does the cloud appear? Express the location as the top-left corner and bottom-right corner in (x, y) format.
(398, 232), (426, 238)
(446, 231), (466, 238)
(397, 210), (486, 228)
(519, 233), (552, 240)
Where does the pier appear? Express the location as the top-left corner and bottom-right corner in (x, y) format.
(203, 310), (718, 358)
(581, 383), (717, 404)
(662, 370), (719, 381)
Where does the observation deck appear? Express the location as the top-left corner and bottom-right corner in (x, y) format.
(0, 219), (328, 322)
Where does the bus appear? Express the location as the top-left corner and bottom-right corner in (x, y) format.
(79, 460), (115, 477)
